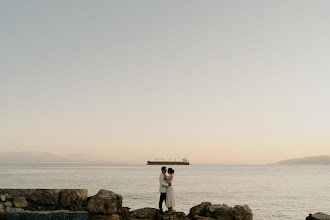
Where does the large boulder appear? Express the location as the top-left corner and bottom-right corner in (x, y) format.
(26, 189), (61, 205)
(189, 202), (213, 217)
(129, 208), (160, 220)
(60, 189), (88, 209)
(188, 202), (252, 220)
(13, 197), (28, 208)
(88, 190), (122, 214)
(306, 212), (330, 220)
(1, 194), (6, 202)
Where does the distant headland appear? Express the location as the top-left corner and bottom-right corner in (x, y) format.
(275, 155), (330, 165)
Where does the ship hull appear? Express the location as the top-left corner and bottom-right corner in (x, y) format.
(147, 161), (190, 165)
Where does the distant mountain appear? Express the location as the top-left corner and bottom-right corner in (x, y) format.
(275, 155), (330, 165)
(0, 151), (115, 164)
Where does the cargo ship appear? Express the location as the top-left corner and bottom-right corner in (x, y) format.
(147, 158), (189, 165)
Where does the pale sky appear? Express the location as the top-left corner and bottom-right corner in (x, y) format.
(1, 1), (329, 164)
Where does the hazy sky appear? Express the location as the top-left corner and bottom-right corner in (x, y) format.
(1, 1), (329, 164)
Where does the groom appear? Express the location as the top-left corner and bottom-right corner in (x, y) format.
(159, 166), (171, 214)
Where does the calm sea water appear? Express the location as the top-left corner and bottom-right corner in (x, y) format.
(0, 164), (329, 219)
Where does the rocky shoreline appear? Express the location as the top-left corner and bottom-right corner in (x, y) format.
(0, 189), (328, 220)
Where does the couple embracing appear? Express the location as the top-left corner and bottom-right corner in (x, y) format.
(159, 166), (175, 214)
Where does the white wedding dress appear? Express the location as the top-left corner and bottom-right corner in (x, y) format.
(165, 174), (175, 209)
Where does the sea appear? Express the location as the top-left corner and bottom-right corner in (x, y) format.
(0, 164), (329, 220)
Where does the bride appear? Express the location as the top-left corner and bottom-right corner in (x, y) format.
(165, 168), (175, 214)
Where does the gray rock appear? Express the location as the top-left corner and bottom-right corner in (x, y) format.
(129, 208), (160, 220)
(4, 201), (13, 207)
(26, 189), (61, 205)
(0, 194), (6, 202)
(90, 214), (121, 220)
(88, 190), (122, 214)
(60, 189), (88, 208)
(307, 212), (330, 220)
(13, 197), (28, 208)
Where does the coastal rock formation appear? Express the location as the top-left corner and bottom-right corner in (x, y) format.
(1, 189), (30, 198)
(160, 212), (187, 220)
(306, 212), (330, 220)
(60, 189), (88, 209)
(129, 208), (160, 220)
(120, 207), (131, 220)
(26, 189), (61, 205)
(0, 188), (254, 220)
(232, 205), (253, 220)
(88, 190), (123, 214)
(188, 202), (252, 220)
(189, 202), (212, 217)
(0, 189), (89, 211)
(128, 208), (188, 220)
